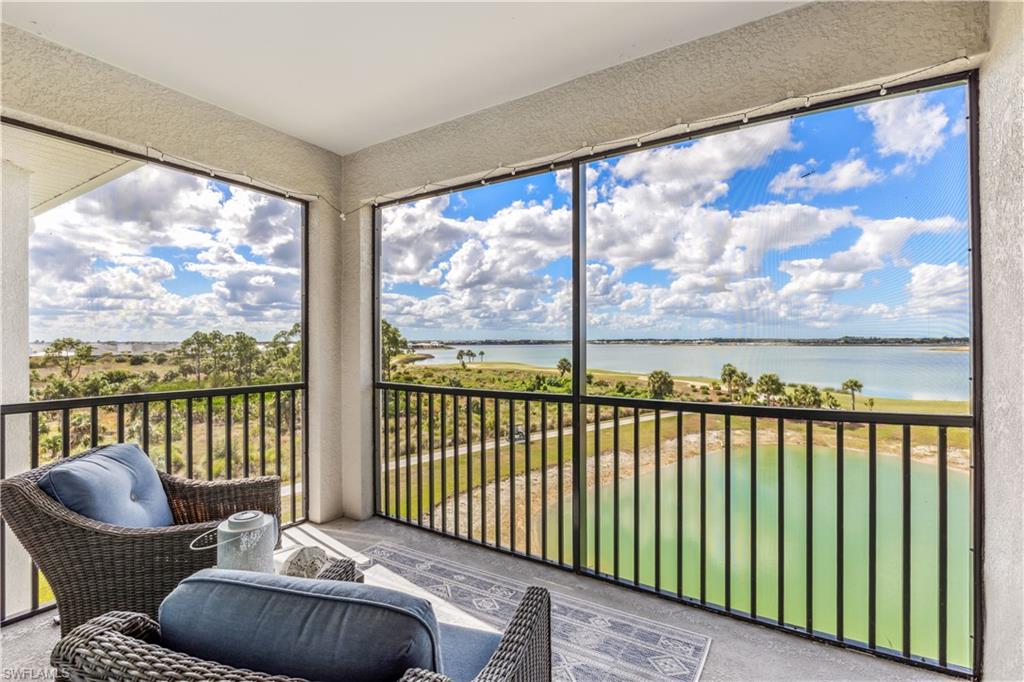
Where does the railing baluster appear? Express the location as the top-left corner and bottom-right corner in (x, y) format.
(30, 412), (39, 468)
(479, 398), (487, 542)
(440, 394), (446, 533)
(938, 426), (948, 667)
(164, 400), (173, 474)
(90, 405), (98, 447)
(868, 422), (877, 648)
(429, 393), (435, 530)
(836, 422), (844, 641)
(901, 424), (911, 657)
(206, 397), (213, 480)
(275, 391), (282, 479)
(117, 404), (125, 443)
(416, 392), (423, 526)
(186, 398), (193, 478)
(466, 396), (473, 541)
(259, 392), (267, 476)
(655, 409), (662, 593)
(806, 420), (814, 634)
(541, 401), (548, 560)
(778, 417), (785, 626)
(558, 402), (564, 567)
(613, 405), (620, 581)
(453, 395), (460, 537)
(508, 398), (515, 553)
(290, 389), (297, 523)
(61, 409), (70, 458)
(393, 391), (401, 520)
(243, 394), (250, 479)
(383, 390), (390, 516)
(700, 412), (707, 604)
(594, 404), (601, 574)
(677, 411), (683, 598)
(751, 416), (758, 619)
(494, 398), (501, 548)
(141, 402), (149, 455)
(725, 414), (732, 611)
(633, 406), (640, 587)
(405, 391), (411, 523)
(525, 400), (532, 557)
(225, 396), (232, 480)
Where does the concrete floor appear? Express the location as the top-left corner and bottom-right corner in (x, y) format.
(2, 517), (948, 681)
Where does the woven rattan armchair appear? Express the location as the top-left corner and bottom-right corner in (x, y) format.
(0, 452), (281, 636)
(50, 558), (552, 682)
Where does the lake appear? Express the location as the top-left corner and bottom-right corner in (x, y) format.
(418, 343), (970, 401)
(540, 444), (973, 669)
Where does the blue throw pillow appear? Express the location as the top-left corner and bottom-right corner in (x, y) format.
(37, 443), (173, 528)
(160, 569), (443, 682)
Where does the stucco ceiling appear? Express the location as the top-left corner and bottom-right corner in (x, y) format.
(2, 2), (800, 156)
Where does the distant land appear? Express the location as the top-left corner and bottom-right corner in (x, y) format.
(410, 336), (969, 347)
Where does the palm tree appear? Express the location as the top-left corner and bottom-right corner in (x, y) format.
(735, 371), (753, 399)
(478, 350), (485, 364)
(755, 373), (785, 405)
(456, 350), (466, 369)
(647, 370), (674, 400)
(556, 357), (571, 377)
(466, 350), (477, 363)
(841, 378), (863, 409)
(720, 364), (739, 401)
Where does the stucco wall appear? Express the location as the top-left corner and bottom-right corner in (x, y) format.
(0, 24), (356, 523)
(341, 1), (988, 205)
(979, 2), (1024, 679)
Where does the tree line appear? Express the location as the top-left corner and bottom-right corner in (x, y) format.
(32, 324), (301, 400)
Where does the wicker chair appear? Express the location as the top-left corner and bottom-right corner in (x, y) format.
(50, 557), (552, 682)
(0, 451), (281, 636)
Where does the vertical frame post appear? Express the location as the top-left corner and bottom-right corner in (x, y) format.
(570, 160), (588, 573)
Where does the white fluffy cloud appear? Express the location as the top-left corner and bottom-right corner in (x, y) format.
(858, 94), (950, 169)
(30, 165), (301, 341)
(769, 157), (883, 198)
(381, 100), (968, 337)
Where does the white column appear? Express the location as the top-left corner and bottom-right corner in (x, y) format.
(979, 2), (1024, 679)
(305, 199), (354, 523)
(1, 160), (34, 615)
(338, 206), (374, 520)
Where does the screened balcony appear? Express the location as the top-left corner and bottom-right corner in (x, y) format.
(1, 3), (1021, 682)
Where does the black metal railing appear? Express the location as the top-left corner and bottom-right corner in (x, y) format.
(0, 383), (307, 625)
(375, 381), (977, 677)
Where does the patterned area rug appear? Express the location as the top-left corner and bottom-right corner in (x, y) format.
(362, 543), (710, 681)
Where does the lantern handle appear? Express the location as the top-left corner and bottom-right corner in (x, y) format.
(188, 527), (241, 552)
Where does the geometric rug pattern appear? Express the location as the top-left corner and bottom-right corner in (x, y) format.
(363, 542), (710, 681)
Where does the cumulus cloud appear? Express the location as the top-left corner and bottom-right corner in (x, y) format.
(29, 164), (302, 341)
(769, 157), (883, 198)
(380, 93), (968, 337)
(858, 94), (950, 169)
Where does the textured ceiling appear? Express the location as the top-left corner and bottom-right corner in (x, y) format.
(1, 2), (799, 154)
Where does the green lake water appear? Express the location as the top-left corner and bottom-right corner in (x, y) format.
(542, 444), (973, 668)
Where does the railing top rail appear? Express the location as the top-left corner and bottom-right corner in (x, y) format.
(583, 394), (973, 427)
(0, 382), (305, 415)
(375, 381), (973, 428)
(376, 381), (574, 403)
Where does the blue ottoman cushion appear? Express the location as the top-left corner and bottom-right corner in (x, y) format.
(159, 569), (443, 682)
(37, 443), (173, 528)
(439, 623), (501, 682)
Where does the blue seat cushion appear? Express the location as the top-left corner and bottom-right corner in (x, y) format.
(439, 623), (501, 682)
(37, 443), (173, 528)
(159, 569), (443, 682)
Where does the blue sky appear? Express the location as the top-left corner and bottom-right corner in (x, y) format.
(29, 164), (302, 342)
(381, 84), (970, 341)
